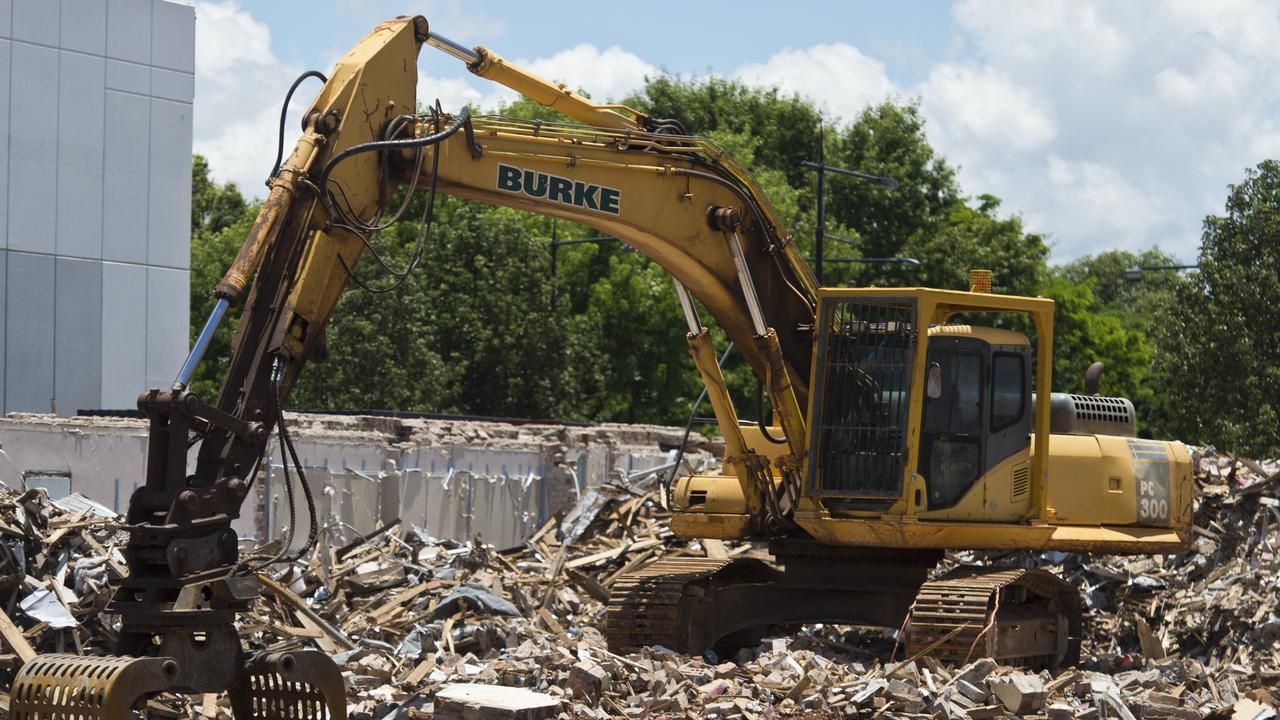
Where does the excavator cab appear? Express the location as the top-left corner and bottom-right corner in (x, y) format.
(799, 283), (1054, 524)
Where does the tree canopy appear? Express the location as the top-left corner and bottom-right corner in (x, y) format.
(1146, 161), (1280, 455)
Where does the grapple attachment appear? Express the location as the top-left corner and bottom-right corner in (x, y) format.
(10, 654), (179, 720)
(229, 650), (348, 720)
(10, 650), (347, 720)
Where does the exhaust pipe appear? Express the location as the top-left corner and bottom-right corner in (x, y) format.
(1084, 361), (1105, 396)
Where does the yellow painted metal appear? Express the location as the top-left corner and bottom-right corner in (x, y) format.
(754, 328), (807, 459)
(672, 473), (749, 515)
(916, 449), (1033, 523)
(739, 424), (793, 465)
(277, 17), (425, 364)
(799, 287), (1055, 518)
(926, 324), (1030, 346)
(1043, 435), (1193, 527)
(685, 329), (764, 516)
(793, 511), (1189, 554)
(215, 129), (324, 303)
(467, 47), (646, 131)
(670, 510), (752, 540)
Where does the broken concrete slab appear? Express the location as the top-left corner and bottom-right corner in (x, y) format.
(433, 683), (562, 720)
(990, 673), (1047, 714)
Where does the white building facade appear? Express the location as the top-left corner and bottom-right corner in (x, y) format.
(0, 0), (194, 415)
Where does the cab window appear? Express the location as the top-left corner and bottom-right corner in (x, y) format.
(921, 343), (984, 508)
(991, 352), (1025, 431)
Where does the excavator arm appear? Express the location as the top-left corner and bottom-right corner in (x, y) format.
(10, 15), (820, 718)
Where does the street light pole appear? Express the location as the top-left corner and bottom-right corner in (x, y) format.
(800, 131), (899, 285)
(806, 257), (921, 266)
(548, 217), (628, 307)
(1123, 264), (1198, 281)
(815, 126), (825, 284)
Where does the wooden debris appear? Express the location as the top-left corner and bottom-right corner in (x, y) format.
(0, 448), (1270, 720)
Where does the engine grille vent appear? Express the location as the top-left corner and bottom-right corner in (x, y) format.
(1069, 394), (1133, 424)
(1010, 463), (1030, 501)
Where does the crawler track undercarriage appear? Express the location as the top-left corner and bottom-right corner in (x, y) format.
(606, 543), (1082, 669)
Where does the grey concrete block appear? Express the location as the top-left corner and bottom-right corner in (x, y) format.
(5, 252), (55, 413)
(145, 266), (187, 390)
(147, 98), (190, 268)
(12, 0), (59, 47)
(103, 90), (149, 263)
(54, 257), (102, 416)
(8, 42), (58, 255)
(105, 58), (148, 94)
(106, 0), (150, 64)
(151, 0), (192, 73)
(0, 0), (11, 39)
(57, 52), (105, 259)
(150, 66), (192, 102)
(100, 261), (146, 407)
(61, 0), (107, 55)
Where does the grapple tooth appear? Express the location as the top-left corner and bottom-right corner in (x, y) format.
(11, 653), (179, 720)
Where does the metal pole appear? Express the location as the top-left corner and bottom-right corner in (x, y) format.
(426, 32), (480, 64)
(173, 297), (229, 390)
(673, 279), (702, 334)
(815, 124), (825, 285)
(549, 219), (558, 308)
(724, 230), (769, 336)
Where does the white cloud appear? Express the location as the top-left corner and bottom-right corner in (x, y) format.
(733, 43), (895, 123)
(937, 0), (1280, 259)
(524, 44), (656, 102)
(1042, 156), (1164, 254)
(193, 1), (300, 197)
(918, 64), (1055, 152)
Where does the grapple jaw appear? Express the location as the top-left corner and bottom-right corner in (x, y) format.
(10, 650), (347, 720)
(11, 654), (178, 720)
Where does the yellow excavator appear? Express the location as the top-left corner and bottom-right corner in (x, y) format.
(9, 15), (1192, 719)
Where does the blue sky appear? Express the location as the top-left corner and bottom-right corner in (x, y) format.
(238, 1), (957, 85)
(194, 1), (1280, 264)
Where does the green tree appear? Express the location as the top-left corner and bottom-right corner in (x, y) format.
(1148, 161), (1280, 454)
(1055, 248), (1184, 330)
(1038, 274), (1152, 405)
(903, 195), (1047, 298)
(825, 102), (962, 268)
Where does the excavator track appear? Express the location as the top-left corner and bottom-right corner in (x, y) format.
(606, 557), (735, 653)
(905, 567), (1082, 669)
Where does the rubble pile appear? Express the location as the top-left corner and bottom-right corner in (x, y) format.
(0, 451), (1271, 719)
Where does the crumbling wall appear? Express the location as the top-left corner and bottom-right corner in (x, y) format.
(0, 412), (717, 548)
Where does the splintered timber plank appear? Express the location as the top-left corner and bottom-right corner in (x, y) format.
(257, 573), (355, 652)
(565, 538), (662, 570)
(0, 608), (35, 662)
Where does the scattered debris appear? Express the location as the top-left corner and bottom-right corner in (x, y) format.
(0, 449), (1272, 719)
